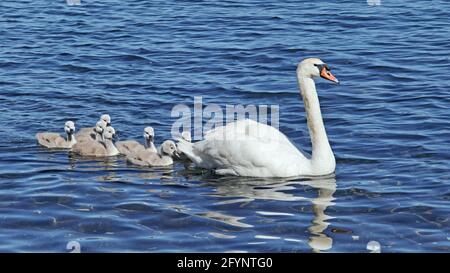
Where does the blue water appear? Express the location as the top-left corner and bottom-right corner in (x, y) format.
(1, 0), (449, 252)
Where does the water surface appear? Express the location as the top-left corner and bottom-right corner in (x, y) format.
(0, 0), (449, 252)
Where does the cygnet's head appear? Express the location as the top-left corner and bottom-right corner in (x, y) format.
(100, 114), (111, 126)
(181, 131), (191, 142)
(297, 58), (339, 84)
(161, 140), (179, 158)
(64, 121), (75, 135)
(95, 120), (107, 134)
(143, 127), (155, 142)
(102, 126), (116, 141)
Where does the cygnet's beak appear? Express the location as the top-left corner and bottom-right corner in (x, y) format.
(173, 151), (181, 159)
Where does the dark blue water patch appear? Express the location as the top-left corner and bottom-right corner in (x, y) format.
(0, 0), (449, 252)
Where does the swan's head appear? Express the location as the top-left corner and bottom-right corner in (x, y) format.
(181, 131), (192, 142)
(100, 114), (111, 126)
(102, 126), (116, 141)
(297, 58), (339, 84)
(64, 121), (75, 135)
(143, 127), (155, 142)
(95, 120), (107, 134)
(161, 140), (180, 158)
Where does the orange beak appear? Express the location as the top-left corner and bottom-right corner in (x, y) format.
(320, 67), (339, 84)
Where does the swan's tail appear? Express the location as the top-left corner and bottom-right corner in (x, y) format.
(176, 138), (202, 165)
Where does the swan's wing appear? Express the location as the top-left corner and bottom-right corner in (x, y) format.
(36, 132), (65, 148)
(178, 119), (310, 176)
(75, 127), (94, 137)
(76, 133), (96, 143)
(126, 149), (166, 166)
(204, 119), (300, 151)
(205, 119), (311, 158)
(205, 119), (293, 145)
(72, 140), (106, 156)
(75, 127), (96, 143)
(192, 135), (308, 177)
(116, 140), (143, 156)
(126, 155), (148, 166)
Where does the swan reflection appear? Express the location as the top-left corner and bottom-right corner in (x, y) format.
(306, 177), (336, 252)
(198, 174), (336, 252)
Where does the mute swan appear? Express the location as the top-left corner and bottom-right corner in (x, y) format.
(177, 131), (192, 162)
(126, 140), (179, 167)
(76, 114), (111, 139)
(72, 126), (120, 157)
(177, 58), (339, 177)
(181, 131), (191, 142)
(36, 121), (77, 148)
(116, 127), (157, 156)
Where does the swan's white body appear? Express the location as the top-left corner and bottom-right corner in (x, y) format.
(177, 131), (192, 162)
(177, 58), (337, 177)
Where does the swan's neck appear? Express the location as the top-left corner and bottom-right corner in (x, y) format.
(298, 76), (335, 174)
(95, 131), (102, 140)
(67, 133), (77, 145)
(145, 140), (156, 152)
(103, 139), (119, 156)
(159, 150), (174, 164)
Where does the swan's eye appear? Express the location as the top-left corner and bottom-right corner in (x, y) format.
(314, 63), (323, 71)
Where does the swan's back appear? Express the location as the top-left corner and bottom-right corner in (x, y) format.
(76, 130), (96, 142)
(126, 149), (173, 167)
(179, 119), (309, 177)
(72, 140), (107, 157)
(116, 140), (143, 156)
(75, 127), (94, 138)
(36, 132), (71, 148)
(205, 119), (292, 144)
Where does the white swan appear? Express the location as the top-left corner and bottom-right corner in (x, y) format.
(36, 121), (77, 149)
(72, 126), (119, 157)
(177, 58), (339, 177)
(177, 131), (192, 162)
(75, 114), (111, 139)
(181, 131), (191, 142)
(126, 140), (179, 167)
(116, 127), (157, 156)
